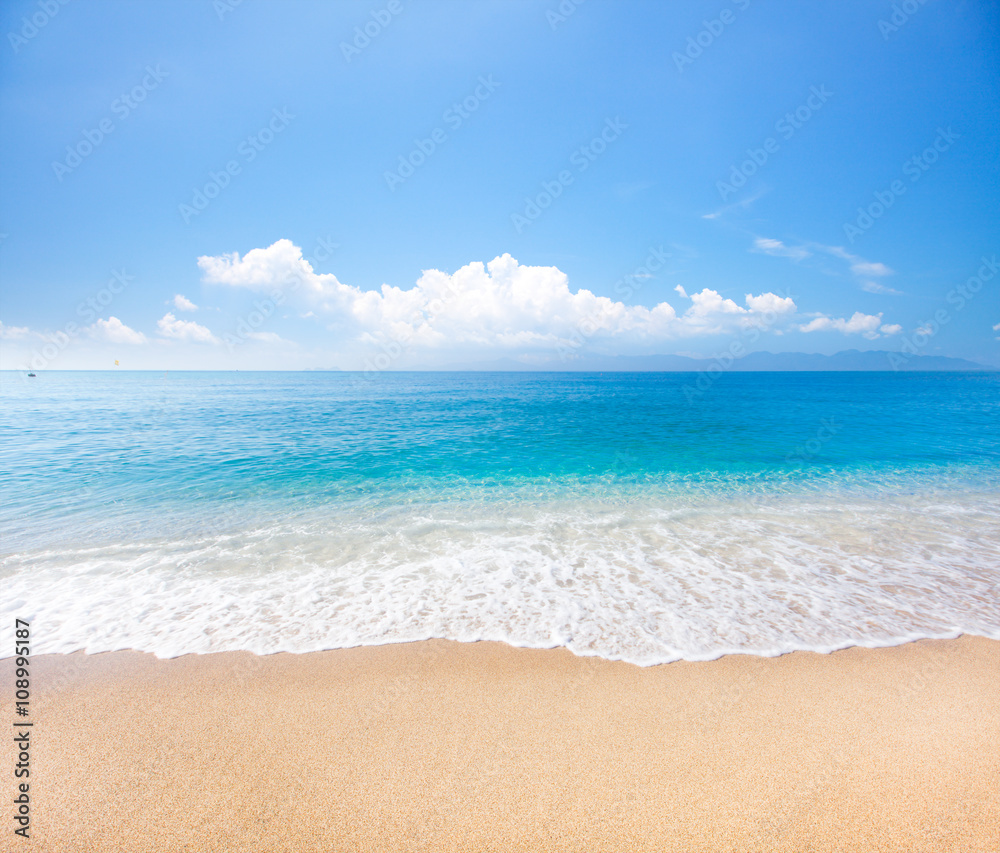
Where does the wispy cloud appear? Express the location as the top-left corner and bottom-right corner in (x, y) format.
(0, 320), (30, 339)
(751, 235), (902, 294)
(702, 187), (768, 220)
(860, 280), (903, 295)
(752, 237), (811, 261)
(820, 245), (895, 280)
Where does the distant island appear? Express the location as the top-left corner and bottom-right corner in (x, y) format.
(370, 349), (996, 372)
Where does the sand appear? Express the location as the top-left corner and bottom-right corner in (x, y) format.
(2, 635), (997, 851)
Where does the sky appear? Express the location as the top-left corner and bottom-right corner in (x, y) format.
(0, 0), (998, 370)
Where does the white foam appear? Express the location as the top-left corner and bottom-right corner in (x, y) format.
(3, 490), (999, 665)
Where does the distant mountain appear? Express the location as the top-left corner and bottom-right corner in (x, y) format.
(729, 350), (992, 372)
(424, 350), (994, 372)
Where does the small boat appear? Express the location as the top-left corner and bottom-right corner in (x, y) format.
(27, 372), (36, 378)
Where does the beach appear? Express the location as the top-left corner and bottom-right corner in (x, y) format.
(4, 635), (997, 851)
(3, 373), (999, 850)
(4, 0), (999, 847)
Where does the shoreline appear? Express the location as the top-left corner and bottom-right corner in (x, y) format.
(4, 625), (991, 665)
(3, 635), (998, 851)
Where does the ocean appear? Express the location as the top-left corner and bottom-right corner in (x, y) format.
(2, 370), (998, 665)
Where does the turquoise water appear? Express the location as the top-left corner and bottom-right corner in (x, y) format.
(2, 370), (999, 663)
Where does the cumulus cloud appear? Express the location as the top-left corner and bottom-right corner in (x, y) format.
(173, 294), (198, 311)
(879, 323), (902, 335)
(88, 316), (147, 345)
(798, 312), (885, 339)
(199, 239), (327, 294)
(745, 292), (796, 314)
(157, 313), (218, 344)
(199, 241), (800, 350)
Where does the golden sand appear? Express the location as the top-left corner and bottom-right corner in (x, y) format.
(2, 635), (997, 851)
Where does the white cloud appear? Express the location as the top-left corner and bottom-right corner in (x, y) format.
(819, 245), (899, 290)
(849, 260), (892, 277)
(745, 292), (796, 314)
(702, 188), (768, 220)
(199, 239), (331, 295)
(173, 294), (198, 312)
(879, 323), (902, 335)
(686, 288), (746, 316)
(861, 280), (903, 295)
(198, 241), (799, 350)
(246, 331), (287, 344)
(752, 237), (811, 261)
(88, 316), (147, 345)
(753, 238), (901, 294)
(157, 312), (218, 344)
(992, 322), (1000, 331)
(798, 312), (885, 339)
(0, 320), (30, 339)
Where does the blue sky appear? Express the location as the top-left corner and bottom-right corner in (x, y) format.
(1, 0), (997, 370)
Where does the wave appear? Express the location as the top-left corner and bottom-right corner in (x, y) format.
(4, 489), (999, 664)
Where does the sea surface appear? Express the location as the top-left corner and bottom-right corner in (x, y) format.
(2, 370), (999, 665)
